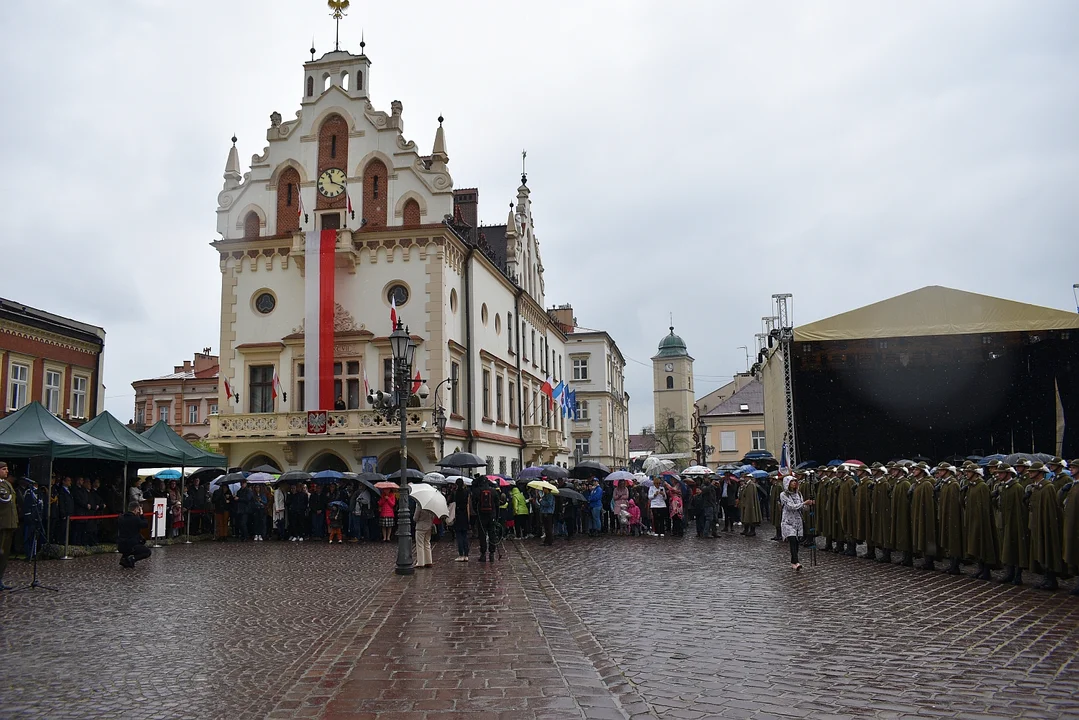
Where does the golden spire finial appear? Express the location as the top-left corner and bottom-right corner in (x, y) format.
(328, 0), (350, 50)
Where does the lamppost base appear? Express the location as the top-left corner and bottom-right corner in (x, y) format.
(394, 565), (415, 576)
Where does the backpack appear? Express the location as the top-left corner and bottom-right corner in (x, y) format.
(479, 488), (495, 514)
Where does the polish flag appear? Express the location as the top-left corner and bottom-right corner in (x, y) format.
(223, 377), (235, 403)
(363, 366), (370, 397)
(541, 377), (554, 407)
(411, 370), (422, 395)
(296, 184), (305, 221)
(390, 295), (398, 330)
(304, 229), (337, 410)
(345, 184), (354, 220)
(272, 366), (281, 400)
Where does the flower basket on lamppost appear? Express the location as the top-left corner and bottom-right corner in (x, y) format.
(367, 321), (429, 575)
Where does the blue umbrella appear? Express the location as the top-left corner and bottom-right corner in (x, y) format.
(795, 460), (819, 469)
(518, 466), (544, 479)
(742, 450), (774, 460)
(826, 459), (845, 467)
(154, 468), (183, 480)
(749, 469), (770, 479)
(979, 454), (1006, 467)
(311, 469), (344, 484)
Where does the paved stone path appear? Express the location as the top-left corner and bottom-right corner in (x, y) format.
(1, 529), (1077, 719)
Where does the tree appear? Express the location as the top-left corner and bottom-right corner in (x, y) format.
(641, 411), (693, 470)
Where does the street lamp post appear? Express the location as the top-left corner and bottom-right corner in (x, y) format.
(388, 322), (417, 576)
(434, 405), (447, 460)
(692, 407), (710, 466)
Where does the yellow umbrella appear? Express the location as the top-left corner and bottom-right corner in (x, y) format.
(527, 480), (559, 493)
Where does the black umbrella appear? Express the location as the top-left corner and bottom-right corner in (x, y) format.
(541, 464), (569, 480)
(278, 470), (312, 483)
(387, 468), (425, 481)
(356, 472), (386, 482)
(218, 471), (248, 484)
(557, 487), (587, 502)
(570, 461), (610, 479)
(249, 463), (281, 473)
(437, 451), (486, 468)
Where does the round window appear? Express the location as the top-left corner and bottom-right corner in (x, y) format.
(387, 284), (409, 306)
(255, 292), (276, 314)
(481, 303), (489, 326)
(449, 288), (458, 313)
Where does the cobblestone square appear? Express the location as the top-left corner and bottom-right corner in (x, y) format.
(1, 529), (1077, 719)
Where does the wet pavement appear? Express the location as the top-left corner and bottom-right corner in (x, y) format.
(1, 529), (1077, 719)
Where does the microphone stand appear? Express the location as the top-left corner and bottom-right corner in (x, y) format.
(11, 521), (60, 593)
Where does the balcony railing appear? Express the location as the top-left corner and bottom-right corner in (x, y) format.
(211, 408), (434, 440)
(522, 424), (549, 449)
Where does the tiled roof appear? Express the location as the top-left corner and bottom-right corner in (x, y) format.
(703, 379), (763, 417)
(629, 434), (657, 452)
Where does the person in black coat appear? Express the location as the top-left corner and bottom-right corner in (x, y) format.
(55, 477), (75, 543)
(308, 484), (327, 539)
(71, 477), (91, 546)
(288, 485), (309, 541)
(117, 501), (151, 568)
(234, 479), (253, 541)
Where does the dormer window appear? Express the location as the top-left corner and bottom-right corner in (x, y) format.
(739, 404), (750, 413)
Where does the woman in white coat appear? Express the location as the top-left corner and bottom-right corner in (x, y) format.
(780, 476), (814, 570)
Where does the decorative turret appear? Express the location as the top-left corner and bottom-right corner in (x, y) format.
(223, 135), (241, 189)
(430, 115), (449, 172)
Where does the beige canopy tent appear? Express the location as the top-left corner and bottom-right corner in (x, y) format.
(763, 286), (1079, 462)
(794, 286), (1079, 342)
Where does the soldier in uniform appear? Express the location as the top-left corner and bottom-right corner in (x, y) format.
(770, 471), (785, 541)
(870, 464), (893, 563)
(910, 463), (938, 570)
(963, 465), (999, 580)
(835, 466), (858, 556)
(890, 465), (914, 566)
(1046, 458), (1070, 491)
(1063, 459), (1079, 595)
(993, 464), (1028, 585)
(852, 465), (874, 559)
(1025, 462), (1064, 591)
(818, 468), (838, 552)
(936, 463), (965, 575)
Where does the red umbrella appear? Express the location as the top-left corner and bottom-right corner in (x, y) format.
(843, 459), (866, 467)
(374, 481), (400, 490)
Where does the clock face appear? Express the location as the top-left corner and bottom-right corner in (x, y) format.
(317, 168), (347, 198)
(664, 363), (674, 372)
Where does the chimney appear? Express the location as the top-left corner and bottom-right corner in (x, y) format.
(453, 189), (478, 229)
(548, 305), (574, 334)
(183, 360), (192, 372)
(194, 351), (219, 374)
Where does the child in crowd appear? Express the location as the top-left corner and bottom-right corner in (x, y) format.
(327, 504), (344, 543)
(627, 499), (642, 536)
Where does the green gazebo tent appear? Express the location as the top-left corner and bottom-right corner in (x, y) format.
(140, 420), (226, 467)
(81, 411), (189, 506)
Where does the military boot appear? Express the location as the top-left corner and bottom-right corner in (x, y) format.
(1036, 570), (1059, 591)
(844, 541), (857, 557)
(881, 549), (892, 564)
(975, 562), (992, 581)
(946, 557), (961, 575)
(901, 551), (913, 567)
(863, 545), (876, 560)
(1011, 568), (1023, 586)
(824, 539), (834, 552)
(1000, 565), (1016, 583)
(921, 557), (935, 571)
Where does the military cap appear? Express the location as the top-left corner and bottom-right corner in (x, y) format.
(1000, 464), (1018, 476)
(1046, 457), (1065, 468)
(1027, 461), (1048, 474)
(1014, 458), (1033, 468)
(1069, 459), (1079, 468)
(986, 459), (1003, 469)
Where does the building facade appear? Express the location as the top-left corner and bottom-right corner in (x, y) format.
(0, 297), (105, 424)
(701, 378), (766, 466)
(207, 41), (579, 474)
(551, 307), (630, 469)
(132, 350), (220, 440)
(652, 326), (695, 436)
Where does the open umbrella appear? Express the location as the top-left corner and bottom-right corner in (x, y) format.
(541, 464), (569, 480)
(527, 480), (559, 493)
(277, 470), (312, 483)
(387, 468), (425, 481)
(445, 475), (472, 486)
(245, 472), (276, 484)
(311, 469), (344, 484)
(794, 460), (820, 469)
(749, 469), (770, 479)
(217, 471), (248, 484)
(605, 470), (634, 483)
(375, 481), (400, 491)
(642, 456), (674, 475)
(557, 488), (586, 502)
(329, 500), (349, 510)
(249, 463), (281, 473)
(570, 460), (610, 478)
(408, 483), (450, 517)
(979, 454), (1006, 467)
(423, 472), (448, 485)
(742, 450), (774, 461)
(681, 465), (714, 477)
(518, 466), (544, 479)
(437, 451), (486, 468)
(154, 468), (183, 480)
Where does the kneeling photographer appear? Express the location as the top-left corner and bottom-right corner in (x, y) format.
(117, 501), (151, 569)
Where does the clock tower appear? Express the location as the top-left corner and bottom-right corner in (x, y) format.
(652, 326), (694, 437)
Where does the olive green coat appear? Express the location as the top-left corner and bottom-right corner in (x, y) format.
(836, 476), (857, 542)
(1027, 480), (1064, 574)
(818, 478), (835, 539)
(937, 478), (964, 559)
(910, 477), (938, 557)
(853, 478), (873, 543)
(870, 478), (893, 549)
(890, 477), (913, 552)
(963, 479), (999, 565)
(995, 477), (1028, 568)
(0, 478), (18, 529)
(769, 480), (783, 533)
(738, 478), (762, 526)
(1062, 482), (1079, 572)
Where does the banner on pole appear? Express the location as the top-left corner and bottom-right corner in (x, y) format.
(152, 497), (167, 538)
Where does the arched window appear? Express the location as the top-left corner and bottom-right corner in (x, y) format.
(665, 375), (674, 389)
(402, 198), (421, 225)
(667, 417), (675, 430)
(362, 159), (388, 227)
(243, 211), (260, 239)
(276, 167), (301, 235)
(306, 76), (314, 97)
(340, 71), (349, 91)
(356, 70), (363, 90)
(323, 73), (331, 91)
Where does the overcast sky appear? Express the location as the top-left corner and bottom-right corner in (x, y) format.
(1, 1), (1076, 431)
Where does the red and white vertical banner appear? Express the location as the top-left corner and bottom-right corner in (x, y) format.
(304, 229), (337, 411)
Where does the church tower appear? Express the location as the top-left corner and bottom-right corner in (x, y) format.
(652, 326), (694, 436)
